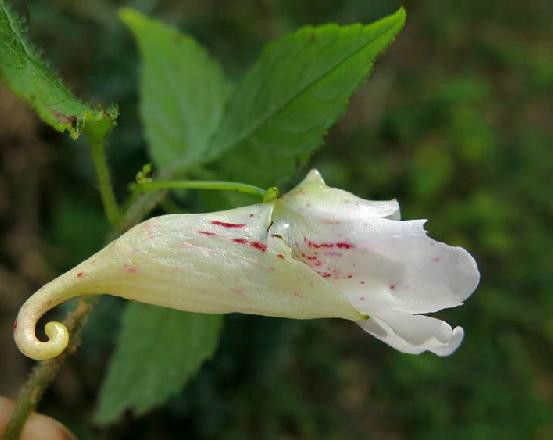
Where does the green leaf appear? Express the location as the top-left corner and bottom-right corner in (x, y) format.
(207, 8), (406, 187)
(120, 8), (230, 170)
(94, 303), (223, 424)
(0, 0), (117, 140)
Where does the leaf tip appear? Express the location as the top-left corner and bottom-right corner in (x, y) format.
(395, 6), (407, 27)
(118, 7), (142, 28)
(382, 6), (406, 32)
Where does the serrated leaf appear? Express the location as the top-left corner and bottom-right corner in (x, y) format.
(207, 8), (406, 187)
(0, 0), (117, 140)
(120, 8), (230, 170)
(94, 303), (223, 424)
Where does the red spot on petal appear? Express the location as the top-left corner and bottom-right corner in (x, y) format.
(12, 321), (17, 330)
(249, 213), (254, 218)
(76, 271), (85, 278)
(389, 283), (396, 290)
(211, 221), (246, 228)
(124, 264), (138, 274)
(199, 231), (216, 236)
(347, 274), (353, 279)
(432, 256), (441, 262)
(277, 253), (284, 259)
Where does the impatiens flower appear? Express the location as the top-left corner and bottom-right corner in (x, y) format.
(14, 170), (479, 361)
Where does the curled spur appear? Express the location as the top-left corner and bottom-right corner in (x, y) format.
(14, 170), (480, 360)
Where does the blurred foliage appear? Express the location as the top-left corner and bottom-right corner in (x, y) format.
(1, 0), (552, 438)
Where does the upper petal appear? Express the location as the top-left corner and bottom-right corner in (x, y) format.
(280, 169), (400, 223)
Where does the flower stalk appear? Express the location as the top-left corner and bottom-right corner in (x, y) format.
(133, 179), (268, 199)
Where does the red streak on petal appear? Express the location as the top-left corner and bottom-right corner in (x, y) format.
(336, 241), (354, 249)
(13, 320), (17, 330)
(304, 237), (354, 249)
(231, 238), (266, 252)
(211, 221), (246, 228)
(277, 254), (284, 259)
(199, 231), (216, 236)
(76, 271), (85, 278)
(250, 241), (267, 252)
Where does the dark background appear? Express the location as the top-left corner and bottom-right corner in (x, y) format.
(1, 0), (552, 438)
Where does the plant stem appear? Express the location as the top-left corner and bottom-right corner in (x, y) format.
(90, 140), (120, 225)
(135, 179), (267, 198)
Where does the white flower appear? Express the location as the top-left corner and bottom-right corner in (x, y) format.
(272, 170), (480, 356)
(14, 170), (479, 360)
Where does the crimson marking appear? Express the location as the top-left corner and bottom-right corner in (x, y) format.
(231, 238), (267, 252)
(124, 264), (138, 274)
(304, 238), (354, 249)
(211, 221), (246, 228)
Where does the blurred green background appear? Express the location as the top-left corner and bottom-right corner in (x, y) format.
(1, 0), (552, 438)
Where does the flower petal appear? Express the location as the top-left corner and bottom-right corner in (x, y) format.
(279, 169), (400, 222)
(358, 309), (464, 356)
(271, 214), (479, 315)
